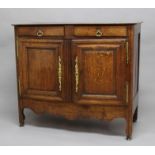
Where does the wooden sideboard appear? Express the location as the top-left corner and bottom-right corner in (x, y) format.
(14, 23), (141, 139)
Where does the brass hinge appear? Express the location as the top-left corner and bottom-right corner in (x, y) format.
(126, 42), (129, 64)
(126, 81), (129, 103)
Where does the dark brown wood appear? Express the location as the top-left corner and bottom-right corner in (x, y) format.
(14, 23), (141, 139)
(74, 26), (127, 37)
(16, 26), (64, 37)
(18, 38), (66, 102)
(21, 98), (127, 121)
(72, 39), (127, 105)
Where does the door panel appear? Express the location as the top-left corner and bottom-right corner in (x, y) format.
(28, 48), (57, 91)
(18, 38), (65, 102)
(83, 49), (115, 94)
(72, 39), (127, 105)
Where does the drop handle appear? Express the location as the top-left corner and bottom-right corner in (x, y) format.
(96, 29), (103, 37)
(37, 30), (44, 37)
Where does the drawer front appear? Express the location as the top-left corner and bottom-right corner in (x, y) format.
(16, 26), (64, 37)
(74, 26), (127, 37)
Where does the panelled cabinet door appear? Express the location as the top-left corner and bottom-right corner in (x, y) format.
(72, 39), (127, 105)
(17, 38), (65, 102)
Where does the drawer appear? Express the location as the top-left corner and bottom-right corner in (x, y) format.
(74, 26), (127, 37)
(16, 26), (64, 37)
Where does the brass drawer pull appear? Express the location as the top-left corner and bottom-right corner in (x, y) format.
(75, 56), (79, 93)
(58, 56), (62, 91)
(96, 29), (103, 37)
(37, 30), (44, 37)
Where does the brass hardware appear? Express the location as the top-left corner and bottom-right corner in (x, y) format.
(58, 56), (62, 91)
(126, 42), (129, 64)
(126, 82), (129, 103)
(37, 30), (44, 37)
(75, 56), (79, 93)
(96, 29), (103, 37)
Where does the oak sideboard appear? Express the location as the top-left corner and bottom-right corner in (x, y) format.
(14, 23), (141, 139)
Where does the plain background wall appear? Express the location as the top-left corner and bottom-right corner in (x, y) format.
(0, 8), (154, 145)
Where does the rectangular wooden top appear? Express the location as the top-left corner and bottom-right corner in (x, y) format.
(13, 22), (142, 26)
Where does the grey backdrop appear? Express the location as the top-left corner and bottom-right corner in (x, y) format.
(0, 8), (154, 145)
